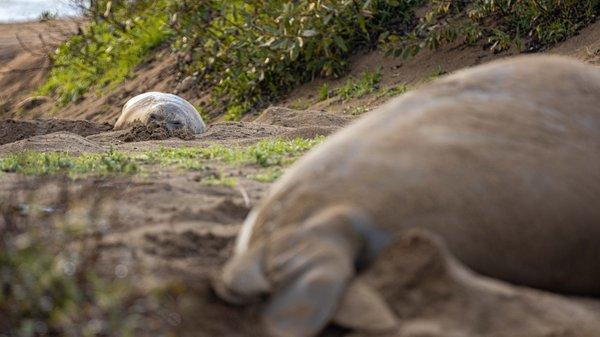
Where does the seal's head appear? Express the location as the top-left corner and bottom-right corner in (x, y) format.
(145, 103), (191, 132)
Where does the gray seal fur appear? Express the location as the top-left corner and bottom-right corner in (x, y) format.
(114, 92), (205, 133)
(215, 55), (600, 337)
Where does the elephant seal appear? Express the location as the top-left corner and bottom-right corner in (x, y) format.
(114, 92), (205, 133)
(215, 55), (600, 337)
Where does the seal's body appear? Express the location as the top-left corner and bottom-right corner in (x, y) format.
(114, 92), (205, 133)
(216, 56), (600, 337)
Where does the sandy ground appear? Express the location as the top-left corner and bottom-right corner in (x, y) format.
(2, 18), (600, 337)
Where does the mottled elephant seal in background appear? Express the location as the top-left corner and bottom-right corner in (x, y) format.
(114, 92), (205, 133)
(214, 55), (600, 337)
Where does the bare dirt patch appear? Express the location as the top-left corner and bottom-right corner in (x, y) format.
(0, 131), (104, 154)
(253, 106), (352, 128)
(0, 118), (111, 145)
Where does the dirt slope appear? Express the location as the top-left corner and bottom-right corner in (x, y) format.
(0, 20), (79, 114)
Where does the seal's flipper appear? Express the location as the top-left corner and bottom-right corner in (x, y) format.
(214, 242), (271, 305)
(263, 250), (353, 337)
(260, 206), (378, 337)
(332, 279), (398, 333)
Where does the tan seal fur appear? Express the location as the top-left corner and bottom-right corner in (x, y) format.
(215, 55), (600, 337)
(114, 92), (205, 133)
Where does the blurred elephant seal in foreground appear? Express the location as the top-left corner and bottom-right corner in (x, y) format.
(215, 55), (600, 337)
(114, 92), (205, 134)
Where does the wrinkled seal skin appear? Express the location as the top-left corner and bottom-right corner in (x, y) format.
(114, 92), (205, 133)
(216, 55), (600, 337)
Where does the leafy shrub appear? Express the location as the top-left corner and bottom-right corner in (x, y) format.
(384, 0), (600, 56)
(41, 0), (600, 119)
(170, 0), (423, 117)
(39, 1), (171, 105)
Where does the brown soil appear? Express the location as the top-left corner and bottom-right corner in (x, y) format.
(253, 106), (352, 128)
(0, 20), (80, 113)
(3, 173), (599, 337)
(0, 131), (104, 154)
(0, 118), (111, 145)
(2, 17), (600, 337)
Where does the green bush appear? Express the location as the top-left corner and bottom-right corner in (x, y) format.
(171, 0), (423, 117)
(384, 0), (600, 57)
(39, 1), (171, 105)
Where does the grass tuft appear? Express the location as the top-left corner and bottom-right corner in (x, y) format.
(338, 68), (382, 100)
(0, 149), (139, 176)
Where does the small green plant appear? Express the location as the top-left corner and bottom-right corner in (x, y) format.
(195, 105), (210, 122)
(289, 98), (312, 110)
(202, 174), (238, 187)
(337, 68), (382, 100)
(343, 106), (369, 115)
(384, 83), (409, 97)
(250, 167), (284, 183)
(424, 66), (447, 82)
(0, 149), (139, 176)
(39, 10), (57, 22)
(225, 104), (250, 121)
(317, 83), (331, 102)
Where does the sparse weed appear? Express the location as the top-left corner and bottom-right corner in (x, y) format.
(424, 66), (447, 83)
(249, 167), (284, 183)
(289, 98), (312, 110)
(338, 68), (382, 100)
(202, 174), (238, 187)
(317, 83), (331, 102)
(344, 106), (369, 116)
(147, 137), (324, 169)
(195, 105), (210, 123)
(225, 104), (250, 122)
(384, 83), (409, 97)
